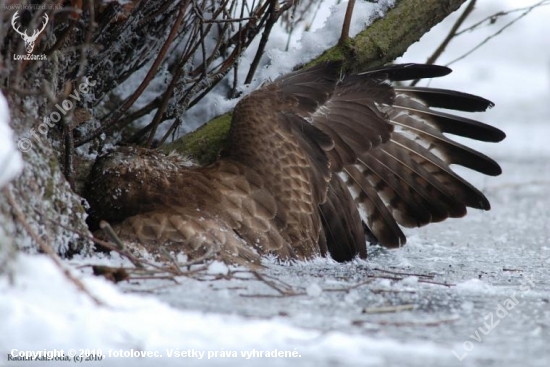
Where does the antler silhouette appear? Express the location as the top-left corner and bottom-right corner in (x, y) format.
(11, 11), (27, 38)
(11, 11), (49, 53)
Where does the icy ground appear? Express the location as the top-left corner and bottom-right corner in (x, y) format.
(1, 1), (550, 366)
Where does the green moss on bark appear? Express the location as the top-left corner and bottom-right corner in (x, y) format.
(165, 0), (467, 163)
(162, 113), (232, 165)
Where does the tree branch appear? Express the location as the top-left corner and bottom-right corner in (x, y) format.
(165, 0), (468, 163)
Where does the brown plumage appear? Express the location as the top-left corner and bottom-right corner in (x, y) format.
(86, 62), (505, 265)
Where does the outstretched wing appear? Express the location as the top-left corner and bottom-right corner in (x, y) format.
(272, 62), (504, 258)
(87, 62), (504, 265)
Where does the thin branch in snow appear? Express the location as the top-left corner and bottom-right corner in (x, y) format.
(369, 288), (417, 294)
(502, 268), (525, 272)
(31, 207), (153, 270)
(33, 208), (220, 281)
(363, 304), (415, 314)
(372, 267), (435, 279)
(76, 0), (192, 147)
(244, 0), (294, 84)
(446, 0), (549, 66)
(159, 247), (186, 275)
(3, 187), (104, 307)
(455, 0), (550, 36)
(99, 220), (145, 269)
(238, 270), (306, 297)
(177, 247), (218, 268)
(323, 278), (376, 293)
(353, 316), (460, 327)
(369, 274), (455, 287)
(410, 0), (477, 86)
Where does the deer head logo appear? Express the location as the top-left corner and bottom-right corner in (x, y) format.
(11, 11), (49, 54)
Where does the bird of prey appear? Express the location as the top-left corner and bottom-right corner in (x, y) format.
(86, 62), (505, 265)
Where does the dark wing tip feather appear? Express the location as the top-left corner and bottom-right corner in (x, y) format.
(392, 93), (505, 143)
(396, 86), (495, 112)
(462, 154), (502, 176)
(270, 62), (502, 256)
(437, 114), (505, 143)
(359, 64), (452, 81)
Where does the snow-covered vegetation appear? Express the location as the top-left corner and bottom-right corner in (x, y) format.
(1, 1), (549, 366)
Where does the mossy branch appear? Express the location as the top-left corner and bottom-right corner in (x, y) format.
(162, 113), (232, 165)
(166, 0), (467, 164)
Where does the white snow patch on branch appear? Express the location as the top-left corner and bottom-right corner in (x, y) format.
(183, 0), (396, 134)
(261, 0), (396, 82)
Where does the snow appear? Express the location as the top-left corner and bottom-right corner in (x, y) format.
(0, 92), (23, 189)
(305, 282), (323, 297)
(183, 0), (396, 133)
(2, 1), (550, 367)
(1, 255), (450, 367)
(261, 0), (396, 79)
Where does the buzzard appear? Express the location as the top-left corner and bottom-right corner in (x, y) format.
(86, 62), (505, 265)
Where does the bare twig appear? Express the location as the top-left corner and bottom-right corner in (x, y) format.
(369, 274), (454, 287)
(446, 0), (548, 66)
(159, 247), (186, 275)
(3, 187), (103, 306)
(410, 0), (476, 86)
(99, 220), (145, 269)
(44, 7), (83, 56)
(372, 268), (435, 279)
(244, 0), (293, 84)
(455, 0), (550, 36)
(203, 17), (255, 23)
(32, 207), (153, 269)
(353, 316), (460, 327)
(237, 270), (306, 297)
(63, 117), (75, 189)
(339, 0), (355, 45)
(76, 0), (191, 147)
(363, 304), (415, 314)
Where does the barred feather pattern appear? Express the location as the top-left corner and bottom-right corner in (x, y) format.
(87, 62), (504, 264)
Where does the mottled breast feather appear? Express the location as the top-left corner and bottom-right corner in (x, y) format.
(86, 62), (504, 265)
